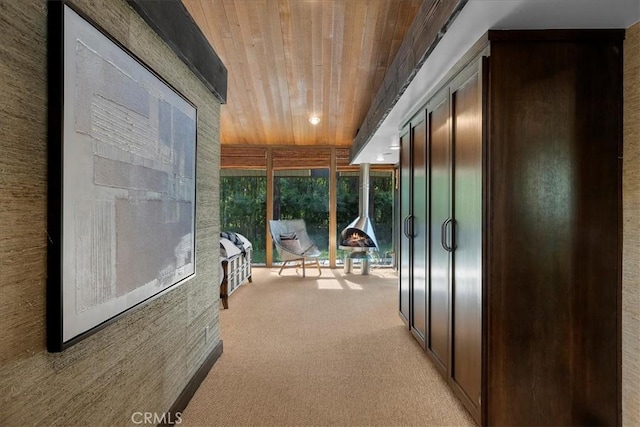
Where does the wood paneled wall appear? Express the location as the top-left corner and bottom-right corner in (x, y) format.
(0, 0), (221, 424)
(623, 21), (640, 427)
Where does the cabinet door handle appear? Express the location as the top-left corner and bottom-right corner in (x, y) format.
(448, 218), (457, 251)
(408, 214), (415, 238)
(440, 219), (448, 251)
(441, 218), (455, 252)
(403, 216), (409, 238)
(403, 215), (415, 238)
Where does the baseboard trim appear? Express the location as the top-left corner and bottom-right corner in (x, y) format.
(160, 340), (223, 426)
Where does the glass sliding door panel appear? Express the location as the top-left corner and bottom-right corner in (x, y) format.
(274, 169), (330, 264)
(220, 169), (267, 264)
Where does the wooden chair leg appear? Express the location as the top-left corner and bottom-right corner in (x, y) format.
(278, 260), (288, 275)
(315, 258), (321, 275)
(302, 259), (306, 277)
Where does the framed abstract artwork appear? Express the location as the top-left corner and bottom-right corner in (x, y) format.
(47, 2), (197, 351)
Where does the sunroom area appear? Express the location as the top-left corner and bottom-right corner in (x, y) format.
(220, 146), (396, 271)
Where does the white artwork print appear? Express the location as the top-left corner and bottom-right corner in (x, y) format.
(61, 6), (196, 343)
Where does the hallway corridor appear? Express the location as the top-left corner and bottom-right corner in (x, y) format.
(182, 268), (475, 426)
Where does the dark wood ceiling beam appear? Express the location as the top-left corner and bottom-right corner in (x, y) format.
(350, 0), (468, 161)
(127, 0), (227, 103)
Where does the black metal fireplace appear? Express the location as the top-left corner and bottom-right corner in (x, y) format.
(339, 163), (378, 273)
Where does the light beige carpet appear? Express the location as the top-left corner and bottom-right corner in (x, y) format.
(182, 267), (476, 427)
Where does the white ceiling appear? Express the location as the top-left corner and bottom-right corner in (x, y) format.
(353, 0), (640, 165)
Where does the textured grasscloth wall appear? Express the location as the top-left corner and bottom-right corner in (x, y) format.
(0, 0), (221, 424)
(623, 21), (640, 427)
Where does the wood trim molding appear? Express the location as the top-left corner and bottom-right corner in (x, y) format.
(350, 0), (468, 162)
(127, 0), (227, 103)
(487, 29), (626, 42)
(159, 340), (224, 426)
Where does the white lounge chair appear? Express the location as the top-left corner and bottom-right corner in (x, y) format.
(269, 219), (322, 277)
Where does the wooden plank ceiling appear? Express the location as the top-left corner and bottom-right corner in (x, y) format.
(182, 0), (421, 147)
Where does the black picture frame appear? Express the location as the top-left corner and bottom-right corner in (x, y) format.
(47, 1), (197, 352)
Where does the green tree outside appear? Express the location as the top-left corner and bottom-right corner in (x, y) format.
(220, 170), (393, 265)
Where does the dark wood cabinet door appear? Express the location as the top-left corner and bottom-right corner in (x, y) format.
(451, 66), (483, 413)
(486, 34), (622, 426)
(411, 118), (427, 344)
(428, 93), (451, 371)
(399, 30), (622, 427)
(399, 130), (411, 325)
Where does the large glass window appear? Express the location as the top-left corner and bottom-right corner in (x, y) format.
(221, 164), (393, 267)
(220, 169), (267, 264)
(273, 169), (329, 265)
(337, 170), (394, 266)
(371, 172), (394, 264)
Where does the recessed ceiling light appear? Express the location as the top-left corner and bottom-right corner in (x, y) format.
(389, 137), (400, 150)
(309, 116), (320, 125)
(376, 153), (385, 162)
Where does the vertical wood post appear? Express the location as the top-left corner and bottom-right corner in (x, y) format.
(266, 148), (274, 267)
(329, 148), (337, 268)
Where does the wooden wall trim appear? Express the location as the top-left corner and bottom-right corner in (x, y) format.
(159, 340), (223, 426)
(622, 21), (640, 427)
(127, 0), (227, 103)
(350, 0), (468, 162)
